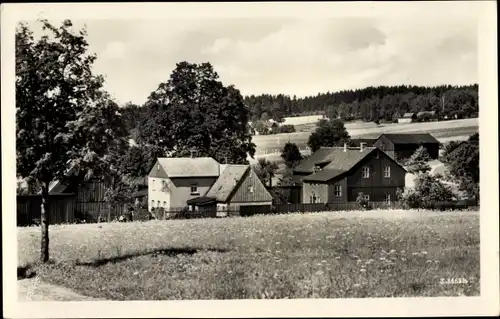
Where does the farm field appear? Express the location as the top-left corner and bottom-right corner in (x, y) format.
(251, 118), (478, 155)
(19, 210), (479, 300)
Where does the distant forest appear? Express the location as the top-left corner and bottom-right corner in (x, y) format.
(243, 84), (478, 123)
(121, 84), (479, 137)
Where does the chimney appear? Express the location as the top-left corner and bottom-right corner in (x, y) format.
(360, 143), (366, 152)
(344, 143), (347, 152)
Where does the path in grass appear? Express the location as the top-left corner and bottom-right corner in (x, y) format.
(18, 277), (104, 301)
(18, 210), (480, 300)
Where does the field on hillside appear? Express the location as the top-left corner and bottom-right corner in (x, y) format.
(252, 118), (478, 155)
(20, 210), (479, 300)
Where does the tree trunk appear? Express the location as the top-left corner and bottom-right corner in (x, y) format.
(40, 182), (50, 263)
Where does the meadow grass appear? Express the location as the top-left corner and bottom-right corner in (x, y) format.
(19, 210), (480, 300)
(251, 118), (478, 154)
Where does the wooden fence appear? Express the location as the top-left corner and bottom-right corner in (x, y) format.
(17, 193), (76, 226)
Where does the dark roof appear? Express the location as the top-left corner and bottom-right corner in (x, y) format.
(380, 133), (439, 144)
(302, 169), (346, 182)
(133, 189), (148, 198)
(417, 111), (437, 117)
(350, 138), (378, 147)
(186, 196), (216, 206)
(294, 146), (376, 175)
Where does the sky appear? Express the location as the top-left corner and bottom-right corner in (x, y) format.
(27, 15), (478, 106)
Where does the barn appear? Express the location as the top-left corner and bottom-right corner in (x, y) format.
(398, 112), (417, 123)
(374, 133), (440, 161)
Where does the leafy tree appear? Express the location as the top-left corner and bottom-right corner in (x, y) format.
(260, 112), (270, 122)
(144, 62), (256, 164)
(405, 146), (432, 174)
(280, 142), (303, 168)
(443, 133), (479, 201)
(400, 173), (455, 208)
(440, 140), (464, 163)
(307, 119), (351, 152)
(253, 158), (279, 187)
(16, 20), (126, 262)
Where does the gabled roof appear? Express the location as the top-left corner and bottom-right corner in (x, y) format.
(301, 147), (407, 183)
(380, 133), (439, 144)
(417, 111), (437, 116)
(301, 147), (377, 182)
(155, 157), (220, 178)
(401, 112), (417, 118)
(205, 164), (249, 202)
(294, 146), (376, 174)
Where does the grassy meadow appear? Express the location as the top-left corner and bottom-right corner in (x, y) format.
(19, 210), (479, 300)
(252, 118), (478, 155)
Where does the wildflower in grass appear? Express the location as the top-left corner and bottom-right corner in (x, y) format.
(360, 269), (367, 272)
(353, 284), (361, 288)
(335, 256), (340, 260)
(390, 249), (396, 254)
(421, 251), (428, 255)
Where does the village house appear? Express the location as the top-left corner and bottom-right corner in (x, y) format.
(373, 133), (440, 161)
(149, 157), (273, 215)
(398, 112), (417, 123)
(292, 144), (406, 205)
(416, 111), (438, 122)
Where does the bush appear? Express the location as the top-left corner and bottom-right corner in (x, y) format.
(400, 173), (456, 209)
(355, 193), (370, 210)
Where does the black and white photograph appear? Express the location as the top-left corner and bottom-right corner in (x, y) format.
(2, 1), (498, 318)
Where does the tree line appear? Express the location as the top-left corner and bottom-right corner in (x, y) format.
(242, 84), (478, 123)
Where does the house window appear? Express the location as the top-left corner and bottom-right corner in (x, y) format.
(152, 179), (155, 191)
(151, 200), (155, 207)
(310, 194), (317, 203)
(157, 163), (160, 171)
(248, 186), (254, 193)
(163, 201), (167, 207)
(384, 166), (391, 178)
(334, 185), (342, 197)
(362, 166), (370, 178)
(190, 184), (198, 195)
(385, 194), (391, 204)
(363, 194), (370, 201)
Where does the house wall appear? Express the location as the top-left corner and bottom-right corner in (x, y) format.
(374, 135), (396, 159)
(302, 182), (328, 204)
(346, 149), (406, 201)
(229, 169), (273, 203)
(398, 118), (413, 124)
(327, 178), (348, 204)
(149, 176), (217, 211)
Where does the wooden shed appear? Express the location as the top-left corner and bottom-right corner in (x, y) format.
(17, 193), (76, 226)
